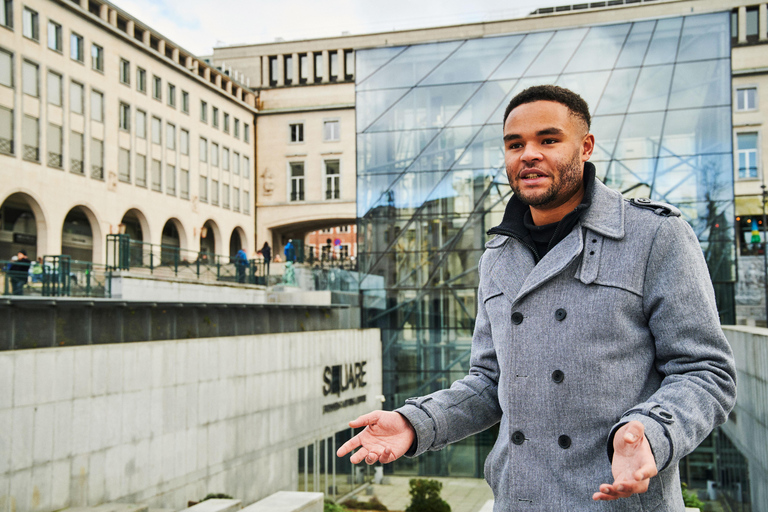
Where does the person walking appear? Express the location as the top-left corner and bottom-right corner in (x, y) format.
(261, 242), (271, 276)
(9, 250), (31, 295)
(235, 247), (248, 283)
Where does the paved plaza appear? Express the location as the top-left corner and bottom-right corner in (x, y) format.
(353, 476), (494, 512)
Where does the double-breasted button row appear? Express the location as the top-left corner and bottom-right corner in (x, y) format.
(551, 370), (564, 383)
(510, 431), (571, 449)
(511, 312), (524, 325)
(511, 309), (567, 324)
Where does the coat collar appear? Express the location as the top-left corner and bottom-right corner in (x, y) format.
(579, 177), (625, 240)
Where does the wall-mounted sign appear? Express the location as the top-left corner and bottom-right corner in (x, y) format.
(323, 361), (367, 397)
(323, 394), (366, 414)
(13, 233), (37, 245)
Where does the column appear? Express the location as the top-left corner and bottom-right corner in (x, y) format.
(126, 20), (134, 38)
(321, 50), (330, 83)
(759, 4), (767, 42)
(276, 55), (285, 87)
(262, 57), (270, 87)
(336, 49), (344, 81)
(307, 53), (315, 85)
(292, 52), (300, 85)
(738, 6), (747, 44)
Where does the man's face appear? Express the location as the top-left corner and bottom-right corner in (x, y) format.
(503, 101), (594, 210)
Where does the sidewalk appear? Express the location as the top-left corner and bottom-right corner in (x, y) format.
(353, 476), (493, 512)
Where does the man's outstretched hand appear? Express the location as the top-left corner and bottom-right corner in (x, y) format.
(593, 421), (658, 501)
(336, 411), (416, 465)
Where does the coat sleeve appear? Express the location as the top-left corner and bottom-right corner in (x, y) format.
(608, 215), (737, 471)
(395, 253), (503, 457)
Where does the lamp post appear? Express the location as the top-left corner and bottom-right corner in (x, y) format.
(762, 184), (768, 326)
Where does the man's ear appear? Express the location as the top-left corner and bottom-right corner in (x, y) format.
(581, 133), (595, 162)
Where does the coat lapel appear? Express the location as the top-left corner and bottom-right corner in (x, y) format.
(487, 238), (536, 305)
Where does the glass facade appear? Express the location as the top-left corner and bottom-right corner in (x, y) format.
(356, 12), (735, 477)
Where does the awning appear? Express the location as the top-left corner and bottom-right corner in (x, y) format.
(735, 196), (765, 216)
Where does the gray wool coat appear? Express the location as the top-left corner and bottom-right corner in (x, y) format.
(396, 178), (737, 511)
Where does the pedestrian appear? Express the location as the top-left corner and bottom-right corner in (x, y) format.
(235, 247), (248, 283)
(261, 242), (271, 276)
(337, 85), (736, 509)
(284, 238), (295, 263)
(8, 249), (31, 295)
(31, 256), (44, 283)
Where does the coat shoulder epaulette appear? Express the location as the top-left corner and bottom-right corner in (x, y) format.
(485, 235), (509, 249)
(627, 198), (681, 217)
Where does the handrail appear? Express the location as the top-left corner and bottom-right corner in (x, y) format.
(1, 256), (112, 298)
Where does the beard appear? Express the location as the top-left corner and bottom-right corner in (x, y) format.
(511, 152), (584, 208)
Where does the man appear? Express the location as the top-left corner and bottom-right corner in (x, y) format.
(8, 249), (31, 295)
(235, 247), (248, 283)
(337, 86), (736, 509)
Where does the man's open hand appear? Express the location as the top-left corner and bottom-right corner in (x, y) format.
(336, 411), (415, 465)
(593, 421), (658, 501)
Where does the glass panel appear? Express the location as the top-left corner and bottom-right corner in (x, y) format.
(357, 128), (439, 175)
(565, 24), (631, 73)
(668, 60), (730, 110)
(590, 114), (625, 162)
(421, 35), (524, 85)
(643, 18), (682, 66)
(660, 107), (732, 158)
(489, 32), (553, 80)
(357, 41), (463, 91)
(677, 13), (730, 62)
(357, 88), (410, 133)
(356, 46), (405, 84)
(556, 71), (611, 112)
(615, 21), (655, 68)
(595, 68), (641, 115)
(407, 126), (482, 173)
(524, 28), (588, 77)
(448, 80), (518, 128)
(628, 64), (673, 113)
(613, 111), (665, 160)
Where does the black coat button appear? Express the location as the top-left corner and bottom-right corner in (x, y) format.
(558, 435), (571, 449)
(511, 312), (524, 325)
(555, 308), (567, 321)
(512, 431), (525, 445)
(551, 370), (564, 383)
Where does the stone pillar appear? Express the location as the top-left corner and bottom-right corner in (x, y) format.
(307, 53), (316, 85)
(336, 49), (344, 80)
(78, 0), (86, 10)
(760, 4), (767, 42)
(738, 6), (747, 44)
(227, 81), (233, 95)
(172, 48), (180, 64)
(321, 50), (330, 83)
(185, 56), (193, 69)
(142, 30), (150, 46)
(276, 55), (285, 86)
(157, 39), (166, 56)
(203, 67), (211, 81)
(292, 53), (300, 85)
(262, 57), (270, 87)
(215, 74), (222, 88)
(108, 9), (117, 26)
(126, 20), (134, 38)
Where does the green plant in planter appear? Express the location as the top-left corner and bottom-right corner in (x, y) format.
(681, 483), (705, 510)
(406, 479), (451, 512)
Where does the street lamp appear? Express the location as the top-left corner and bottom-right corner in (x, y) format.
(762, 184), (768, 326)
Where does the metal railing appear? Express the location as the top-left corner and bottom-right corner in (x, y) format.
(106, 234), (267, 285)
(1, 256), (112, 297)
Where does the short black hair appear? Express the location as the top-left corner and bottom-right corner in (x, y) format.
(19, 249), (27, 256)
(503, 85), (591, 130)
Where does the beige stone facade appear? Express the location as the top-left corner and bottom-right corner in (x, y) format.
(0, 0), (257, 264)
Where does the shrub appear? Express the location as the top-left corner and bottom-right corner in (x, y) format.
(325, 500), (348, 512)
(201, 493), (234, 501)
(405, 479), (450, 512)
(681, 483), (705, 510)
(342, 496), (388, 510)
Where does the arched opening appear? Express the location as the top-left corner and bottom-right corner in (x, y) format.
(120, 209), (147, 242)
(229, 228), (244, 258)
(62, 206), (94, 262)
(161, 219), (181, 265)
(0, 193), (41, 260)
(200, 220), (217, 257)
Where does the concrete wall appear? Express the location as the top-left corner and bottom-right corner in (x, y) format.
(0, 328), (382, 512)
(721, 326), (768, 512)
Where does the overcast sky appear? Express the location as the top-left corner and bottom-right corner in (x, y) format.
(110, 0), (560, 56)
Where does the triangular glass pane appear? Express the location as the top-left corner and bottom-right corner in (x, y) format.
(677, 12), (730, 62)
(524, 28), (589, 77)
(489, 32), (553, 80)
(357, 88), (411, 133)
(613, 111), (665, 161)
(357, 41), (463, 91)
(590, 114), (625, 162)
(615, 21), (655, 68)
(556, 71), (611, 112)
(628, 64), (673, 113)
(407, 126), (482, 173)
(356, 46), (407, 84)
(420, 35), (525, 85)
(448, 80), (518, 127)
(565, 24), (631, 73)
(357, 129), (439, 175)
(366, 83), (481, 133)
(453, 125), (504, 170)
(487, 76), (558, 124)
(643, 18), (682, 66)
(668, 60), (730, 110)
(595, 68), (641, 115)
(659, 106), (731, 158)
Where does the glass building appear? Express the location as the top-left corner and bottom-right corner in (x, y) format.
(356, 12), (735, 476)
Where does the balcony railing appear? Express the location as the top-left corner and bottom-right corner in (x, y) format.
(91, 165), (103, 180)
(1, 256), (111, 298)
(23, 145), (39, 162)
(0, 137), (13, 155)
(48, 152), (63, 168)
(71, 159), (83, 174)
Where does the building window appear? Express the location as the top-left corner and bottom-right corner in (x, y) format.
(746, 6), (759, 42)
(180, 169), (189, 199)
(0, 0), (12, 29)
(199, 175), (207, 202)
(21, 60), (38, 97)
(47, 123), (62, 168)
(180, 129), (189, 155)
(70, 33), (83, 62)
(199, 137), (207, 162)
(324, 160), (340, 200)
(119, 102), (130, 131)
(0, 106), (13, 155)
(200, 100), (207, 122)
(284, 54), (293, 85)
(244, 124), (250, 143)
(151, 159), (162, 191)
(136, 110), (146, 139)
(181, 90), (189, 113)
(91, 44), (103, 72)
(152, 76), (161, 100)
(166, 164), (175, 195)
(233, 151), (240, 175)
(243, 156), (250, 179)
(70, 81), (83, 114)
(48, 21), (62, 51)
(234, 118), (240, 138)
(222, 183), (230, 209)
(290, 123), (303, 142)
(135, 153), (146, 186)
(212, 106), (219, 128)
(151, 116), (161, 144)
(299, 53), (308, 84)
(166, 123), (175, 150)
(222, 147), (229, 171)
(233, 187), (240, 212)
(314, 52), (323, 81)
(70, 130), (83, 174)
(344, 50), (354, 80)
(91, 138), (103, 179)
(47, 71), (61, 105)
(136, 67), (146, 92)
(167, 83), (175, 107)
(118, 147), (130, 183)
(22, 7), (37, 41)
(339, 225), (350, 233)
(737, 132), (759, 180)
(119, 59), (130, 84)
(211, 179), (219, 205)
(269, 56), (277, 86)
(90, 90), (103, 122)
(0, 48), (12, 88)
(290, 162), (304, 201)
(243, 191), (250, 215)
(736, 87), (757, 111)
(223, 113), (229, 133)
(329, 51), (338, 82)
(211, 142), (219, 167)
(323, 120), (340, 141)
